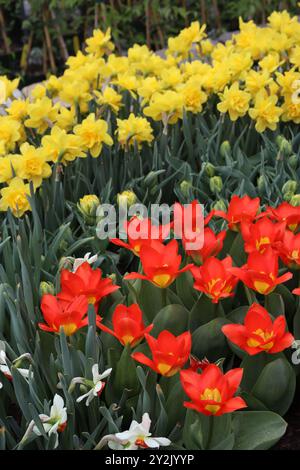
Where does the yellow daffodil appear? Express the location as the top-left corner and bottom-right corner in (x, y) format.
(116, 114), (153, 148)
(217, 82), (251, 121)
(73, 113), (113, 157)
(249, 90), (282, 132)
(0, 177), (32, 217)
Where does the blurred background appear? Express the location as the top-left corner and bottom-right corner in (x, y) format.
(0, 0), (298, 85)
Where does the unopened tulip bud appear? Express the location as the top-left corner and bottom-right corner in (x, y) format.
(212, 199), (227, 212)
(143, 171), (159, 188)
(117, 190), (137, 208)
(39, 281), (55, 297)
(203, 162), (215, 177)
(78, 195), (100, 224)
(209, 176), (223, 193)
(282, 180), (297, 194)
(108, 273), (117, 282)
(257, 175), (266, 192)
(283, 191), (294, 202)
(290, 194), (300, 206)
(220, 141), (231, 158)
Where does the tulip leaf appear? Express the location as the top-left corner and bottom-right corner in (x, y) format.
(232, 411), (287, 450)
(152, 304), (189, 336)
(251, 358), (296, 416)
(264, 293), (285, 318)
(192, 318), (231, 362)
(189, 295), (222, 332)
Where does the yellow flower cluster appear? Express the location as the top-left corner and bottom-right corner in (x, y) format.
(1, 11), (300, 216)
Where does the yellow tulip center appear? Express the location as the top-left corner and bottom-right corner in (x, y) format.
(201, 388), (222, 414)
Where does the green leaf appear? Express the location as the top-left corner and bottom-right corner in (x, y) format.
(192, 318), (230, 362)
(152, 304), (189, 336)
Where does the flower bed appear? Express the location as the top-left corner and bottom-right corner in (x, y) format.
(0, 9), (300, 451)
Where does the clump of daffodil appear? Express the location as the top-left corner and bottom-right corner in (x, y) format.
(85, 28), (115, 57)
(15, 143), (52, 188)
(116, 113), (153, 148)
(0, 177), (32, 217)
(217, 82), (251, 121)
(73, 113), (113, 158)
(94, 87), (122, 113)
(0, 116), (22, 152)
(24, 97), (60, 134)
(41, 126), (85, 165)
(143, 90), (184, 126)
(249, 90), (282, 132)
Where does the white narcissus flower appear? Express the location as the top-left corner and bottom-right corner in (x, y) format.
(72, 252), (98, 272)
(70, 364), (112, 406)
(22, 394), (67, 449)
(0, 341), (31, 387)
(96, 413), (171, 450)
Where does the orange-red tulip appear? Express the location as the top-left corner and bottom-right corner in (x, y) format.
(180, 364), (247, 416)
(222, 303), (294, 355)
(98, 303), (153, 347)
(214, 195), (260, 231)
(293, 288), (300, 295)
(241, 217), (285, 254)
(229, 247), (293, 295)
(132, 330), (191, 377)
(110, 216), (171, 256)
(58, 262), (119, 307)
(39, 294), (98, 336)
(265, 201), (300, 232)
(184, 227), (226, 264)
(277, 229), (300, 269)
(191, 256), (238, 303)
(124, 239), (192, 288)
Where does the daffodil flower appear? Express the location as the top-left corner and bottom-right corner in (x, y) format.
(95, 413), (171, 450)
(0, 341), (32, 386)
(70, 364), (112, 406)
(22, 395), (67, 449)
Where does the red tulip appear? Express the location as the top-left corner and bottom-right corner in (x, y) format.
(191, 256), (238, 303)
(180, 364), (247, 416)
(214, 195), (260, 231)
(277, 229), (300, 269)
(124, 239), (192, 288)
(39, 294), (98, 336)
(222, 303), (294, 355)
(183, 227), (226, 264)
(293, 288), (300, 295)
(229, 247), (293, 295)
(132, 330), (191, 377)
(110, 216), (171, 256)
(98, 303), (153, 347)
(173, 200), (214, 237)
(58, 262), (119, 307)
(241, 217), (285, 254)
(265, 202), (300, 232)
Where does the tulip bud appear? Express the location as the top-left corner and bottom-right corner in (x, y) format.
(39, 281), (55, 297)
(108, 273), (117, 283)
(276, 135), (292, 156)
(282, 180), (297, 195)
(209, 176), (223, 193)
(180, 180), (192, 196)
(117, 190), (137, 208)
(220, 141), (231, 158)
(203, 162), (215, 177)
(143, 171), (159, 188)
(290, 194), (300, 206)
(78, 195), (100, 224)
(212, 199), (227, 212)
(288, 154), (298, 169)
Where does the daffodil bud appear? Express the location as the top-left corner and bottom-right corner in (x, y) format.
(290, 194), (300, 206)
(288, 154), (298, 169)
(108, 273), (117, 282)
(78, 195), (100, 223)
(39, 281), (55, 297)
(209, 176), (223, 193)
(276, 135), (292, 156)
(282, 180), (297, 195)
(180, 180), (192, 196)
(143, 171), (159, 188)
(117, 190), (137, 208)
(203, 162), (215, 177)
(58, 256), (74, 271)
(220, 141), (231, 158)
(212, 199), (227, 212)
(257, 175), (267, 192)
